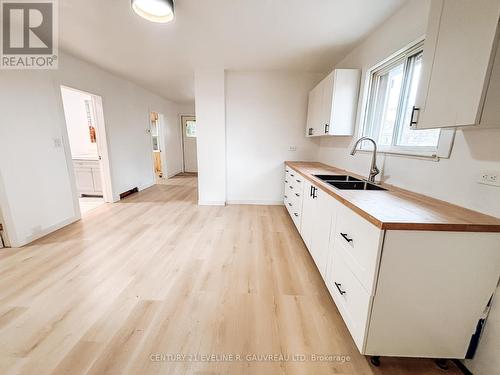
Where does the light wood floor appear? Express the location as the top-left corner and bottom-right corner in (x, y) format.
(0, 175), (462, 375)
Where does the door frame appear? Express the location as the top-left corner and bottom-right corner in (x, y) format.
(180, 114), (196, 173)
(148, 110), (168, 179)
(0, 172), (11, 248)
(59, 85), (114, 213)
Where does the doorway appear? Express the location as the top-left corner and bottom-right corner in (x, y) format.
(0, 205), (6, 248)
(181, 115), (197, 173)
(150, 111), (167, 180)
(60, 86), (113, 216)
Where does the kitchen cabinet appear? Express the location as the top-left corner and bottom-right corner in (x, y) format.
(295, 179), (335, 279)
(309, 188), (334, 278)
(73, 159), (103, 197)
(305, 69), (360, 137)
(283, 162), (500, 361)
(284, 168), (304, 230)
(413, 0), (500, 129)
(298, 180), (315, 249)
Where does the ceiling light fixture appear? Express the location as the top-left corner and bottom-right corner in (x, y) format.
(131, 0), (175, 23)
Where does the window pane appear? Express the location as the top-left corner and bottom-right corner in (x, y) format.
(186, 120), (196, 137)
(365, 62), (404, 146)
(397, 53), (440, 147)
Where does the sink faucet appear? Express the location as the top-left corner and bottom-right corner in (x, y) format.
(350, 137), (380, 183)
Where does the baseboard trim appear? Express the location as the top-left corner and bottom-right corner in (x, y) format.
(198, 201), (226, 206)
(138, 182), (155, 191)
(18, 215), (80, 248)
(167, 169), (183, 178)
(226, 200), (284, 206)
(453, 360), (473, 375)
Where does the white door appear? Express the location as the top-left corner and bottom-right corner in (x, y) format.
(182, 116), (197, 173)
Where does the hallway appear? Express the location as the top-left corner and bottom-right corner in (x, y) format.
(0, 175), (461, 374)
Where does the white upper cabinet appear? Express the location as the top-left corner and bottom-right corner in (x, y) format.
(306, 69), (361, 137)
(413, 0), (500, 129)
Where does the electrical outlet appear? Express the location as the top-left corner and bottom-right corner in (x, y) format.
(288, 146), (297, 152)
(478, 172), (500, 187)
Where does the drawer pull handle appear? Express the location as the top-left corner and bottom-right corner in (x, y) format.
(334, 282), (346, 295)
(288, 202), (292, 207)
(293, 213), (299, 217)
(285, 180), (289, 183)
(284, 195), (288, 199)
(295, 193), (300, 197)
(290, 174), (295, 177)
(289, 186), (294, 189)
(296, 179), (301, 183)
(340, 233), (353, 243)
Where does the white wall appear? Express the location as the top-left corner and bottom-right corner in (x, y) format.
(60, 88), (98, 159)
(56, 53), (185, 195)
(194, 69), (226, 205)
(316, 0), (500, 373)
(0, 52), (187, 247)
(0, 71), (77, 247)
(225, 71), (321, 204)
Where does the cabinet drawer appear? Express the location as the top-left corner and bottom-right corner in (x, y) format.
(333, 205), (383, 293)
(291, 209), (301, 229)
(329, 247), (371, 352)
(285, 198), (301, 230)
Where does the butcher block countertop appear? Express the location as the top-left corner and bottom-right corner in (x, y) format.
(286, 161), (500, 232)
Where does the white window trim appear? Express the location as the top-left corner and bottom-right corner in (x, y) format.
(357, 37), (455, 160)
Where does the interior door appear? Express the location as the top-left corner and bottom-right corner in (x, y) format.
(182, 116), (197, 173)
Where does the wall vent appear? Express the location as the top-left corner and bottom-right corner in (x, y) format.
(119, 187), (139, 200)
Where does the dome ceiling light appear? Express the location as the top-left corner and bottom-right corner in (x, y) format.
(131, 0), (175, 23)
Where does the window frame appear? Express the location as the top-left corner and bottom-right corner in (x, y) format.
(358, 37), (455, 159)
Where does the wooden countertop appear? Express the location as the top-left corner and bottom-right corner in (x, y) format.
(286, 161), (500, 232)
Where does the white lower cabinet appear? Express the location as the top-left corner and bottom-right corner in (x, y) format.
(328, 247), (371, 351)
(283, 165), (500, 359)
(284, 169), (304, 230)
(309, 188), (334, 278)
(299, 180), (315, 249)
(74, 159), (102, 197)
(299, 180), (335, 278)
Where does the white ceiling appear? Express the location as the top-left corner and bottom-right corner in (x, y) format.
(60, 0), (407, 104)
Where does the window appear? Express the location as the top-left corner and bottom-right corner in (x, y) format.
(185, 120), (196, 138)
(361, 41), (442, 156)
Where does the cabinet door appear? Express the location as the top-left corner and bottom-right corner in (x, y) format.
(415, 0), (500, 128)
(319, 73), (334, 135)
(309, 188), (333, 278)
(329, 69), (360, 135)
(74, 168), (95, 195)
(305, 90), (315, 137)
(300, 181), (316, 250)
(92, 169), (103, 193)
(306, 86), (321, 137)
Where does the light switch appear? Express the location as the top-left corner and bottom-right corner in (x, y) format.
(289, 146), (297, 151)
(53, 137), (62, 148)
